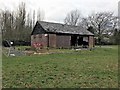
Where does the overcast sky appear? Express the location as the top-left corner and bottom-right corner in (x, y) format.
(0, 0), (119, 23)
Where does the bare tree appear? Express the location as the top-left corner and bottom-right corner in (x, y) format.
(16, 2), (26, 40)
(0, 2), (44, 42)
(37, 8), (45, 21)
(81, 18), (90, 29)
(64, 9), (81, 26)
(111, 16), (118, 31)
(1, 2), (30, 41)
(32, 10), (36, 28)
(0, 10), (14, 40)
(0, 12), (2, 33)
(82, 12), (118, 45)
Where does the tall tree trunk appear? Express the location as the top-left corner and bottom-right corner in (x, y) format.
(98, 24), (101, 47)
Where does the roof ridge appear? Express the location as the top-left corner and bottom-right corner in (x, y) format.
(36, 21), (94, 35)
(38, 21), (83, 28)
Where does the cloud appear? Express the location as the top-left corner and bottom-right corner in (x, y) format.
(0, 0), (119, 23)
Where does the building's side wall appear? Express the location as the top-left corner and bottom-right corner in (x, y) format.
(88, 36), (94, 48)
(31, 34), (48, 47)
(49, 34), (56, 48)
(31, 21), (46, 35)
(31, 34), (94, 49)
(42, 34), (48, 47)
(56, 35), (71, 48)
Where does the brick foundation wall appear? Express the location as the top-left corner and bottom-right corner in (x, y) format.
(88, 36), (94, 48)
(56, 35), (71, 48)
(31, 34), (48, 47)
(49, 34), (56, 48)
(31, 34), (94, 49)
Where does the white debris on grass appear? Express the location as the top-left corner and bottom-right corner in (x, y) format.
(34, 52), (49, 55)
(75, 49), (82, 51)
(10, 54), (15, 56)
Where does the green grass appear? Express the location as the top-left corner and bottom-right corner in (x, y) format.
(2, 46), (118, 88)
(14, 46), (31, 51)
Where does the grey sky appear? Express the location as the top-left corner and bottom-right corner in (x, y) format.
(0, 0), (119, 23)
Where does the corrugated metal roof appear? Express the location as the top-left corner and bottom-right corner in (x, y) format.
(33, 21), (94, 35)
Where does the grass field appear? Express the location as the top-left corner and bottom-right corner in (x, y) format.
(2, 46), (118, 88)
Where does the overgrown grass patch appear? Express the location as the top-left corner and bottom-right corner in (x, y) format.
(2, 46), (118, 88)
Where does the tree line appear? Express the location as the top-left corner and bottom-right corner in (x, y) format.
(0, 2), (44, 42)
(0, 2), (119, 45)
(64, 9), (120, 45)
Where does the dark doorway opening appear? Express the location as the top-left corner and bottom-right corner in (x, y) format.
(71, 35), (77, 46)
(71, 35), (84, 47)
(71, 35), (89, 48)
(47, 34), (49, 47)
(78, 37), (83, 45)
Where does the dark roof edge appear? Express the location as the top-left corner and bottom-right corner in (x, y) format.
(37, 20), (94, 36)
